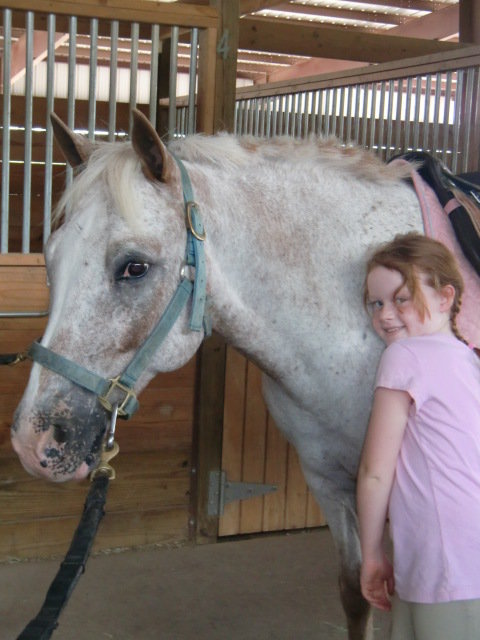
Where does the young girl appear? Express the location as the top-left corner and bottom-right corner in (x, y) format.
(357, 232), (480, 640)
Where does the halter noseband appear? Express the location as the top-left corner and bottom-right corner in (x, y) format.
(28, 155), (208, 420)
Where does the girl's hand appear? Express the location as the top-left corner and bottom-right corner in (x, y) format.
(360, 552), (394, 611)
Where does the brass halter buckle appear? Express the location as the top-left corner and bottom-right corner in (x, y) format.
(186, 201), (206, 241)
(98, 376), (137, 417)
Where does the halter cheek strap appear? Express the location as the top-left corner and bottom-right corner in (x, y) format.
(28, 155), (208, 419)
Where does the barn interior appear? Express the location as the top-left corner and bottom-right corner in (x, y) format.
(0, 1), (478, 638)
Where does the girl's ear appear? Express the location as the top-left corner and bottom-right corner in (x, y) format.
(440, 284), (456, 311)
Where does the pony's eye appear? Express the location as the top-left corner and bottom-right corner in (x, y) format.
(118, 261), (150, 280)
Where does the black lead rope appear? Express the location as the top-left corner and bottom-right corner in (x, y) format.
(17, 474), (110, 640)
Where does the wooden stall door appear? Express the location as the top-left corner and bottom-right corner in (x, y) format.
(0, 256), (196, 560)
(219, 346), (326, 536)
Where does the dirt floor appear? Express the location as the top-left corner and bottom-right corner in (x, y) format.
(1, 528), (390, 640)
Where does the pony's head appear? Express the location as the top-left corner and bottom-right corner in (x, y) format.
(11, 111), (205, 482)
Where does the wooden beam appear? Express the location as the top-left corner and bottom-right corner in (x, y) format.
(325, 0), (450, 11)
(240, 0), (284, 16)
(239, 16), (466, 63)
(9, 31), (68, 85)
(255, 2), (405, 27)
(392, 4), (459, 39)
(0, 0), (218, 29)
(267, 4), (461, 82)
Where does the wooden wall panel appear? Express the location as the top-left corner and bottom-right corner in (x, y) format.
(219, 347), (326, 537)
(0, 258), (197, 560)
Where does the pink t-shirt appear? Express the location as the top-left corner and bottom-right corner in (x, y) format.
(375, 333), (480, 603)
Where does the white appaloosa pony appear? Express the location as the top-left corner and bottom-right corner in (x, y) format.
(11, 111), (479, 639)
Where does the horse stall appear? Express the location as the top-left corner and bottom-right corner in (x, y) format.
(0, 0), (219, 559)
(1, 2), (480, 639)
(0, 0), (328, 566)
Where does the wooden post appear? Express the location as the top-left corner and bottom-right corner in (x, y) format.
(211, 0), (240, 132)
(460, 0), (480, 45)
(191, 1), (239, 544)
(459, 1), (480, 170)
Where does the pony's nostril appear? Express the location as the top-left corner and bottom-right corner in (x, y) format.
(53, 423), (68, 444)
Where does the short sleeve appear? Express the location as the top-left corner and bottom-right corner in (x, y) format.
(375, 342), (426, 409)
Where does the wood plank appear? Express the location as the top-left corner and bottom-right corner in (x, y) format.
(0, 450), (191, 523)
(0, 0), (219, 29)
(0, 507), (189, 560)
(239, 361), (267, 534)
(191, 332), (226, 542)
(306, 491), (327, 528)
(218, 346), (247, 536)
(262, 414), (288, 532)
(285, 446), (308, 529)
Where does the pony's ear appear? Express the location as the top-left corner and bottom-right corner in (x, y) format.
(50, 112), (95, 168)
(131, 109), (174, 183)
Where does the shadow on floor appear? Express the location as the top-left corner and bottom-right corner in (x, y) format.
(1, 528), (390, 639)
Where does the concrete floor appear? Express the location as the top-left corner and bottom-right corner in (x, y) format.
(1, 528), (390, 640)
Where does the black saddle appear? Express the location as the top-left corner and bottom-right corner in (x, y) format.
(390, 151), (480, 278)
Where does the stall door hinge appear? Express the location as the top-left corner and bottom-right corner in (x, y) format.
(207, 470), (277, 517)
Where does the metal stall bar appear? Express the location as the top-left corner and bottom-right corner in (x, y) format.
(338, 86), (346, 141)
(43, 13), (56, 246)
(361, 83), (369, 148)
(150, 24), (160, 126)
(331, 87), (338, 137)
(370, 82), (378, 153)
(422, 74), (432, 153)
(385, 80), (394, 159)
(310, 90), (318, 135)
(442, 72), (453, 165)
(460, 67), (475, 172)
(265, 96), (273, 137)
(187, 28), (199, 134)
(1, 8), (12, 253)
(129, 22), (140, 135)
(88, 18), (98, 139)
(452, 70), (463, 173)
(324, 89), (331, 136)
(353, 83), (361, 144)
(394, 79), (404, 156)
(168, 26), (179, 138)
(412, 75), (422, 152)
(346, 86), (353, 142)
(66, 16), (77, 188)
(271, 95), (279, 136)
(404, 76), (413, 152)
(22, 11), (34, 253)
(377, 81), (386, 158)
(108, 21), (119, 141)
(432, 72), (442, 158)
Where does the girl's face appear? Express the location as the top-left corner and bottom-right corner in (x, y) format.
(366, 266), (454, 346)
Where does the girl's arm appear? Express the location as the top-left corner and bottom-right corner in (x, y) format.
(356, 387), (411, 611)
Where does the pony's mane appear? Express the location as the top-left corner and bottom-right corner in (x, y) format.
(169, 133), (412, 183)
(55, 133), (411, 226)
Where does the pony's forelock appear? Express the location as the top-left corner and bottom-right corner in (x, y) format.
(54, 142), (142, 229)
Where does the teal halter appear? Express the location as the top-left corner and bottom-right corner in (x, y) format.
(28, 155), (208, 419)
